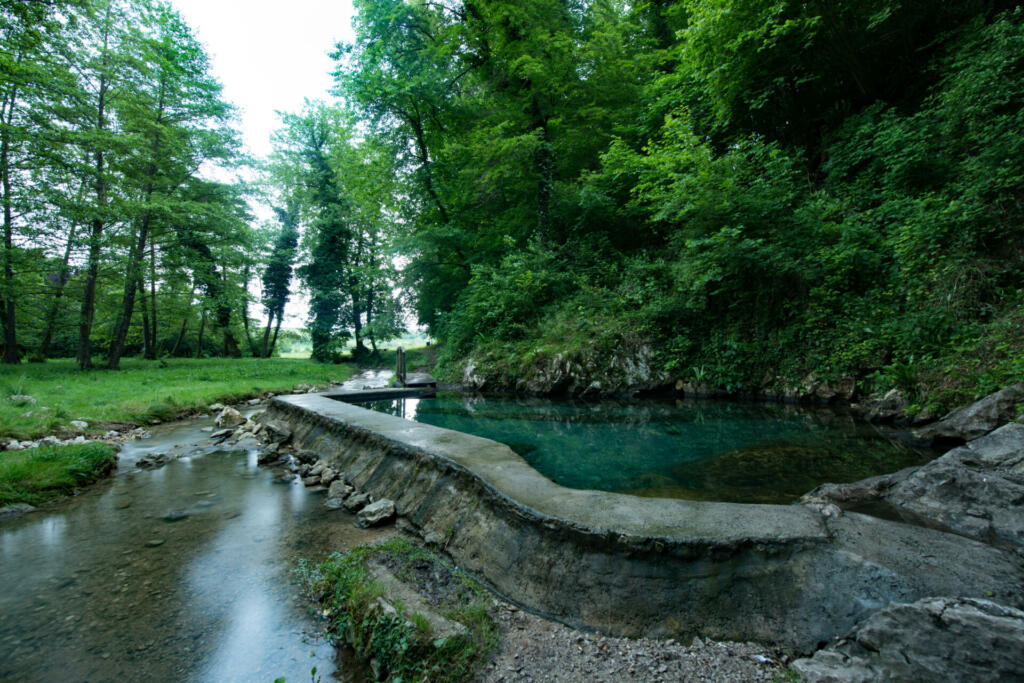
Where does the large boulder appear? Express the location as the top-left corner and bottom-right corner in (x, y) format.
(792, 597), (1024, 682)
(806, 423), (1024, 551)
(356, 499), (396, 528)
(915, 383), (1024, 446)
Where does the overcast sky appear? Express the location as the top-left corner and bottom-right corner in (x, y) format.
(167, 1), (357, 328)
(170, 0), (356, 159)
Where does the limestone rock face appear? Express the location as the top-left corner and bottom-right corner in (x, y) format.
(806, 423), (1024, 551)
(464, 344), (670, 397)
(915, 382), (1024, 445)
(214, 407), (245, 428)
(356, 499), (396, 528)
(792, 597), (1024, 682)
(864, 389), (908, 423)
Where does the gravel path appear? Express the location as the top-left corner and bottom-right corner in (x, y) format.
(479, 603), (787, 682)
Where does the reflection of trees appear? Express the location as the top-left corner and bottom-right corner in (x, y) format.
(359, 394), (933, 504)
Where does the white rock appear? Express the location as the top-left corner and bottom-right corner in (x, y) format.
(355, 499), (396, 528)
(70, 420), (89, 430)
(214, 407), (245, 428)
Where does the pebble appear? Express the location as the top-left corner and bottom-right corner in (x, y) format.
(145, 539), (165, 548)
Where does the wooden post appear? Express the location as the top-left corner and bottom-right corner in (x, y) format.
(396, 347), (406, 386)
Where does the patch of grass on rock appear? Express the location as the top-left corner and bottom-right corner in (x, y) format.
(0, 442), (118, 506)
(301, 538), (498, 682)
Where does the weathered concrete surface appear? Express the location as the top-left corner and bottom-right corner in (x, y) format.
(806, 423), (1024, 552)
(791, 597), (1024, 682)
(263, 394), (1024, 652)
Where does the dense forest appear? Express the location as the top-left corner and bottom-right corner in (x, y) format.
(0, 0), (404, 369)
(334, 0), (1024, 412)
(4, 0), (1023, 414)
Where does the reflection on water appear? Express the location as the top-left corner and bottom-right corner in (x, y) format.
(1, 391), (393, 682)
(360, 394), (937, 504)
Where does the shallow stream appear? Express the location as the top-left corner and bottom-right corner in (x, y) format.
(0, 372), (394, 682)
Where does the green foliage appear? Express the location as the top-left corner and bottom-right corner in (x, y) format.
(301, 538), (498, 683)
(0, 442), (118, 506)
(336, 2), (1024, 411)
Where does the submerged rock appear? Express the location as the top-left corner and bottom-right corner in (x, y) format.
(0, 503), (36, 519)
(792, 597), (1024, 682)
(136, 453), (173, 470)
(915, 382), (1024, 446)
(356, 499), (396, 528)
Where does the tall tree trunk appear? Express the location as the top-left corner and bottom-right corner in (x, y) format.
(261, 310), (274, 358)
(106, 211), (150, 369)
(241, 305), (258, 357)
(194, 308), (206, 358)
(408, 112), (449, 223)
(170, 316), (188, 356)
(39, 190), (84, 359)
(268, 313), (284, 357)
(170, 278), (195, 357)
(240, 264), (258, 357)
(149, 238), (157, 356)
(139, 276), (152, 360)
(217, 300), (240, 358)
(77, 7), (112, 370)
(1, 87), (20, 364)
(108, 78), (163, 370)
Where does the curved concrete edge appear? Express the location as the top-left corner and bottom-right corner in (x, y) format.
(265, 394), (1024, 652)
(282, 394), (828, 544)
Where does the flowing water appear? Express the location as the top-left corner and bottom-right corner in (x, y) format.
(0, 371), (394, 683)
(359, 394), (936, 504)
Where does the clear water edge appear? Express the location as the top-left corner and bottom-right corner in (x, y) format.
(356, 393), (936, 505)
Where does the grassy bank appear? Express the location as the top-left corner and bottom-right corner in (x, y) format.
(302, 538), (497, 683)
(0, 442), (119, 506)
(0, 358), (361, 440)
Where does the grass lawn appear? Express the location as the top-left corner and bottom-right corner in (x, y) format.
(0, 442), (119, 506)
(0, 357), (362, 440)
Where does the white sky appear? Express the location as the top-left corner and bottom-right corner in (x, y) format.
(169, 1), (357, 329)
(169, 0), (356, 159)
